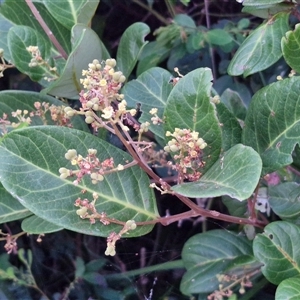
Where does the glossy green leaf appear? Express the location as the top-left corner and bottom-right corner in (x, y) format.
(268, 182), (300, 220)
(221, 89), (247, 120)
(7, 25), (51, 82)
(227, 12), (289, 77)
(42, 24), (110, 99)
(21, 215), (63, 234)
(172, 144), (262, 201)
(0, 182), (32, 224)
(206, 29), (233, 46)
(253, 221), (300, 285)
(0, 126), (158, 237)
(122, 67), (173, 145)
(282, 24), (300, 73)
(215, 102), (242, 151)
(43, 0), (99, 30)
(243, 76), (300, 174)
(0, 90), (89, 132)
(117, 22), (150, 79)
(180, 229), (254, 295)
(276, 276), (300, 300)
(0, 0), (71, 54)
(164, 68), (222, 172)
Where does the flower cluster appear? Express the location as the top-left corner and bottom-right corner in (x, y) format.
(64, 59), (136, 132)
(105, 220), (137, 256)
(164, 128), (207, 182)
(34, 102), (72, 127)
(74, 193), (110, 225)
(59, 148), (124, 185)
(26, 46), (58, 81)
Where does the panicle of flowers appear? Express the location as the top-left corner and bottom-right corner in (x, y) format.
(208, 272), (254, 300)
(34, 102), (72, 127)
(105, 220), (137, 256)
(0, 230), (26, 255)
(164, 128), (207, 182)
(64, 59), (137, 132)
(59, 148), (124, 185)
(26, 46), (58, 80)
(74, 192), (110, 225)
(149, 108), (163, 125)
(11, 109), (32, 128)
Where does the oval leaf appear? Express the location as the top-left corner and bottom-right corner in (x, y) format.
(282, 23), (300, 73)
(0, 182), (32, 224)
(276, 276), (300, 300)
(0, 126), (158, 237)
(164, 68), (222, 172)
(43, 0), (99, 30)
(172, 144), (262, 201)
(21, 215), (63, 234)
(8, 25), (51, 81)
(253, 221), (300, 285)
(268, 182), (300, 220)
(227, 12), (289, 77)
(180, 229), (254, 295)
(0, 90), (89, 132)
(215, 102), (242, 151)
(0, 0), (71, 54)
(116, 22), (150, 79)
(122, 67), (173, 145)
(243, 76), (300, 174)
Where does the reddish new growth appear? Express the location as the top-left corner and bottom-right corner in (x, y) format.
(59, 148), (124, 185)
(164, 128), (207, 183)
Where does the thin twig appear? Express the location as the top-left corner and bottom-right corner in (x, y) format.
(25, 0), (68, 59)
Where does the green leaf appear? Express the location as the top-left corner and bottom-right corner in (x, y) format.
(242, 3), (293, 19)
(21, 215), (63, 234)
(117, 22), (150, 79)
(164, 68), (222, 172)
(42, 24), (110, 99)
(227, 12), (290, 77)
(215, 102), (242, 151)
(0, 0), (71, 54)
(221, 89), (247, 121)
(0, 90), (89, 132)
(243, 76), (300, 174)
(180, 229), (254, 295)
(43, 0), (99, 30)
(122, 67), (173, 145)
(268, 182), (300, 220)
(0, 182), (32, 224)
(206, 29), (233, 46)
(172, 144), (262, 201)
(282, 24), (300, 73)
(7, 25), (51, 82)
(243, 0), (287, 5)
(0, 126), (158, 237)
(0, 15), (13, 62)
(276, 276), (300, 300)
(222, 196), (248, 218)
(253, 221), (300, 285)
(137, 41), (170, 75)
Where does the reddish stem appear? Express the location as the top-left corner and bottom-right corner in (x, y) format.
(25, 0), (68, 59)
